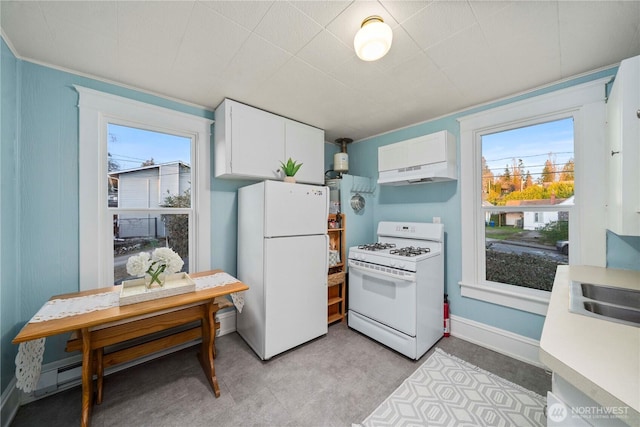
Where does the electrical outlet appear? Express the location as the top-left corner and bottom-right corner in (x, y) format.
(433, 217), (441, 224)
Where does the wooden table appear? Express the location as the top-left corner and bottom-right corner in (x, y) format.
(12, 270), (248, 427)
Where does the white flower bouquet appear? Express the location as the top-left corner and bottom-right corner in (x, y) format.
(126, 247), (184, 288)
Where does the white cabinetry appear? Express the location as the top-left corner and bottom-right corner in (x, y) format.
(377, 130), (456, 185)
(606, 55), (640, 236)
(547, 374), (628, 427)
(546, 391), (591, 426)
(284, 119), (324, 184)
(214, 99), (324, 184)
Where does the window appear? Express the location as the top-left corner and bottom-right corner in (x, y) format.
(458, 78), (610, 315)
(108, 124), (192, 284)
(77, 86), (212, 291)
(481, 118), (573, 293)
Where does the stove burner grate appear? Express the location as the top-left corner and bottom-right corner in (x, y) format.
(357, 243), (396, 251)
(389, 246), (431, 257)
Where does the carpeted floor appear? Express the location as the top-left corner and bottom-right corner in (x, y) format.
(10, 322), (551, 426)
(359, 348), (546, 426)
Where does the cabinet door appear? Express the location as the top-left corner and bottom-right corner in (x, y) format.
(407, 131), (448, 167)
(231, 101), (285, 179)
(378, 141), (408, 171)
(607, 55), (640, 236)
(546, 391), (592, 426)
(284, 119), (324, 184)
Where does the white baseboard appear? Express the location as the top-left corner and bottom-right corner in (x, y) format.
(450, 314), (545, 368)
(3, 309), (237, 424)
(1, 377), (21, 427)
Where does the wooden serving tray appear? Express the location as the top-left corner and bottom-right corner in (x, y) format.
(119, 272), (196, 306)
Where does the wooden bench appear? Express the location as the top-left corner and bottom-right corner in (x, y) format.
(65, 296), (233, 405)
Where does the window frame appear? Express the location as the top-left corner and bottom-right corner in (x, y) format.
(76, 86), (212, 291)
(458, 78), (610, 315)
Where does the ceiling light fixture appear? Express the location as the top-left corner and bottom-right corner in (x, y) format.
(354, 16), (393, 62)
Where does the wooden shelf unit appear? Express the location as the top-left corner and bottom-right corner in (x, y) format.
(327, 213), (346, 324)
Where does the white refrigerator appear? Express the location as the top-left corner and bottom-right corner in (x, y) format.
(237, 180), (329, 360)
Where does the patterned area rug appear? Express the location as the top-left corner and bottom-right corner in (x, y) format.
(358, 348), (546, 427)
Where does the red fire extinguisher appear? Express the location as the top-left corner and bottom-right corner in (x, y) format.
(444, 294), (450, 337)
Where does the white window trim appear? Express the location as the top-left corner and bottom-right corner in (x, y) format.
(76, 86), (212, 291)
(458, 77), (610, 315)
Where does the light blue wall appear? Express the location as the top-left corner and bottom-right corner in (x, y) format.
(1, 37), (20, 392)
(345, 68), (621, 341)
(324, 141), (339, 172)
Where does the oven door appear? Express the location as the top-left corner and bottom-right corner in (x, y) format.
(348, 262), (416, 336)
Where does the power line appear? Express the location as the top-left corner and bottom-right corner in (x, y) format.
(109, 153), (148, 162)
(484, 151), (574, 163)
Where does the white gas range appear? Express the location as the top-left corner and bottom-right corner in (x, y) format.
(348, 221), (444, 360)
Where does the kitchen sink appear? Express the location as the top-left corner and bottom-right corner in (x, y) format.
(583, 301), (640, 324)
(580, 283), (640, 307)
(569, 281), (640, 327)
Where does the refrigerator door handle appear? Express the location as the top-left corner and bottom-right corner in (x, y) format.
(324, 188), (329, 221)
(324, 234), (330, 285)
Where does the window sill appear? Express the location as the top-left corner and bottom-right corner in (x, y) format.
(459, 280), (550, 316)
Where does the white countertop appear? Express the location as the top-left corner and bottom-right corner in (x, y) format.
(540, 265), (640, 416)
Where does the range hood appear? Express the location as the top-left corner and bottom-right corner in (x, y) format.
(377, 130), (457, 186)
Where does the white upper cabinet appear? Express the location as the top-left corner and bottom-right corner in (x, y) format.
(378, 130), (456, 185)
(284, 119), (324, 184)
(215, 99), (284, 180)
(606, 55), (640, 236)
(214, 99), (325, 184)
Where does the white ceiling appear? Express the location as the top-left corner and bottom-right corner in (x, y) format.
(2, 1), (640, 143)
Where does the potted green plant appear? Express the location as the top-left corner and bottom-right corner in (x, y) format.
(280, 158), (303, 183)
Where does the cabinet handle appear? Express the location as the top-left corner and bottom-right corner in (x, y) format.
(611, 150), (620, 156)
(637, 109), (640, 119)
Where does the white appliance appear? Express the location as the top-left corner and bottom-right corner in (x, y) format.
(237, 180), (329, 360)
(348, 221), (444, 359)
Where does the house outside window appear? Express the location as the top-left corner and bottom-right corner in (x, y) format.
(76, 86), (212, 291)
(459, 78), (610, 315)
(110, 162), (191, 239)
